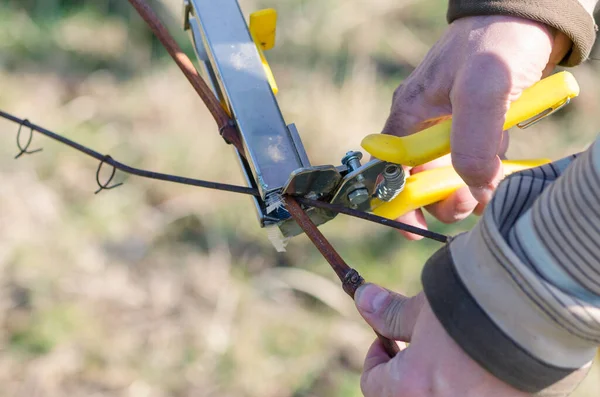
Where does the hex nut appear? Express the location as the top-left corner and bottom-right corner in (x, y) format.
(347, 188), (370, 206)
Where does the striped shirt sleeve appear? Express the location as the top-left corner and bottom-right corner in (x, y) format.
(421, 136), (600, 396)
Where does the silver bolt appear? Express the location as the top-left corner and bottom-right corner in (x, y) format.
(348, 187), (370, 206)
(342, 151), (369, 206)
(341, 151), (363, 172)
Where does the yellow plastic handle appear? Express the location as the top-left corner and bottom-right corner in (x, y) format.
(372, 159), (551, 220)
(362, 71), (580, 167)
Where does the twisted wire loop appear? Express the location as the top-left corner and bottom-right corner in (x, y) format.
(0, 110), (258, 195)
(15, 119), (43, 159)
(95, 155), (124, 194)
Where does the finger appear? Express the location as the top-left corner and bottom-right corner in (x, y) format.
(412, 155), (478, 223)
(360, 339), (399, 397)
(409, 153), (452, 174)
(424, 185), (478, 224)
(394, 165), (429, 241)
(381, 61), (452, 138)
(381, 103), (425, 137)
(396, 209), (427, 240)
(542, 31), (571, 78)
(364, 338), (396, 374)
(355, 285), (425, 342)
(450, 56), (511, 204)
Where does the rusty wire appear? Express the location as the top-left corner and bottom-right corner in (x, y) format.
(0, 109), (449, 243)
(0, 110), (259, 196)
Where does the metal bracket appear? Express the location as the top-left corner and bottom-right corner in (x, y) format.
(330, 160), (389, 212)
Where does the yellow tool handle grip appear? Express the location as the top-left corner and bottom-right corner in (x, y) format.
(362, 71), (580, 167)
(372, 159), (551, 220)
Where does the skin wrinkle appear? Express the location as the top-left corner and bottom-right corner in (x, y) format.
(385, 43), (452, 137)
(424, 56), (441, 90)
(357, 285), (425, 341)
(404, 83), (426, 104)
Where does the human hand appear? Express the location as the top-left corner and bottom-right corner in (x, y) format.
(354, 284), (529, 397)
(384, 15), (571, 240)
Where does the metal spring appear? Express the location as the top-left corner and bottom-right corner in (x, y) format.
(376, 164), (405, 202)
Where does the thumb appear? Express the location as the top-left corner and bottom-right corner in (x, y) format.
(355, 284), (425, 342)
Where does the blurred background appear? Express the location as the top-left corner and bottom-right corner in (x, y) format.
(0, 1), (599, 396)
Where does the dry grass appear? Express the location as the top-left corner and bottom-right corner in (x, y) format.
(0, 1), (598, 396)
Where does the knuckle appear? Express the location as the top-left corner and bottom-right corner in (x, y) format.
(391, 83), (406, 104)
(383, 106), (420, 137)
(386, 85), (434, 137)
(394, 81), (426, 106)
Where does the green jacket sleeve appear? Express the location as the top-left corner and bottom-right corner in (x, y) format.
(447, 0), (599, 66)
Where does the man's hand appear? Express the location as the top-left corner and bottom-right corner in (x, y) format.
(384, 15), (571, 239)
(354, 284), (529, 397)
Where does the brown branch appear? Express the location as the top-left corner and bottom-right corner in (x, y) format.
(127, 0), (245, 155)
(285, 196), (400, 358)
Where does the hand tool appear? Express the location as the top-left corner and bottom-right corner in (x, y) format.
(181, 0), (580, 248)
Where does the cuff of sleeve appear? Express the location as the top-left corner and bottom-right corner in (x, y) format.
(421, 244), (591, 396)
(447, 0), (598, 66)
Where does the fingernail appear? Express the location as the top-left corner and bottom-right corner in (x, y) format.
(356, 284), (389, 313)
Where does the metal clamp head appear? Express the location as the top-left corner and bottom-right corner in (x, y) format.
(330, 156), (405, 212)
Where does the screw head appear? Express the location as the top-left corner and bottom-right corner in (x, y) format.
(347, 188), (370, 206)
(341, 151), (363, 166)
